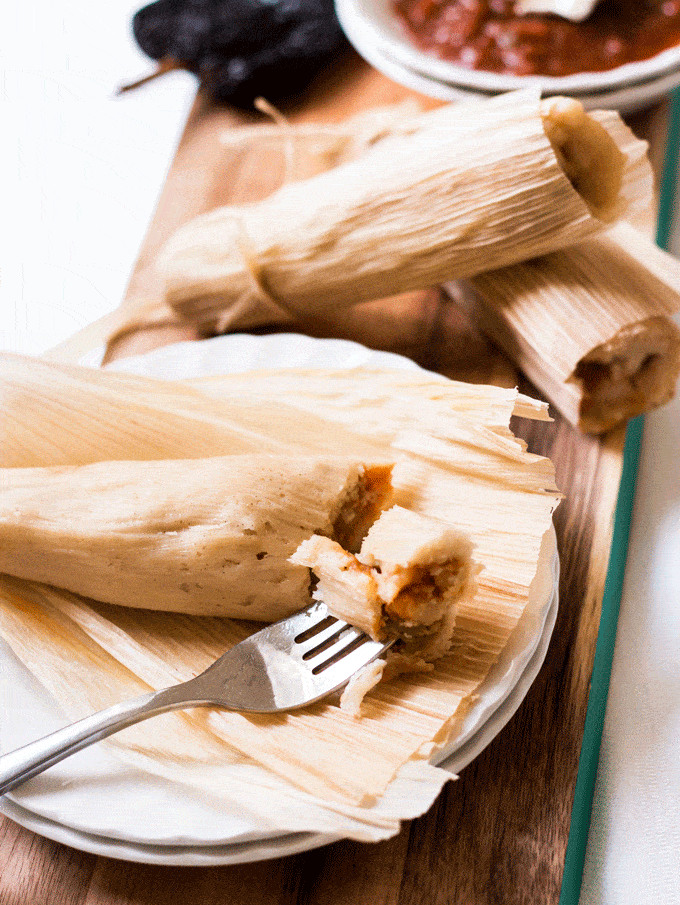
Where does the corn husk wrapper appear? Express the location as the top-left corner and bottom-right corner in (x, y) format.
(99, 101), (429, 351)
(222, 100), (424, 185)
(0, 358), (559, 826)
(186, 365), (551, 428)
(158, 91), (649, 331)
(0, 353), (547, 469)
(238, 105), (678, 435)
(453, 221), (680, 433)
(0, 456), (393, 618)
(104, 95), (678, 435)
(0, 575), (454, 841)
(0, 351), (379, 467)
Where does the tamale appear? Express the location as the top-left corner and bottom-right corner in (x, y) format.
(0, 456), (393, 618)
(158, 92), (649, 331)
(454, 222), (680, 432)
(151, 98), (680, 434)
(292, 506), (477, 643)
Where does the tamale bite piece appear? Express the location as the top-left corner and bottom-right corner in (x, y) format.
(292, 506), (477, 643)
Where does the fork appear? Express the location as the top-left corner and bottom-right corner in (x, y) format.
(0, 601), (394, 795)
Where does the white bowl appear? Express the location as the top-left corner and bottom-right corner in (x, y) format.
(336, 0), (680, 110)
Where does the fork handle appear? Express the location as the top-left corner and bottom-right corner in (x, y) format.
(0, 683), (206, 796)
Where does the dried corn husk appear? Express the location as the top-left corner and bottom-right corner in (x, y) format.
(0, 353), (546, 469)
(0, 352), (378, 467)
(100, 96), (677, 435)
(93, 102), (430, 354)
(158, 91), (650, 331)
(150, 99), (680, 436)
(186, 365), (551, 427)
(1, 572), (456, 841)
(0, 361), (559, 814)
(0, 457), (393, 618)
(453, 221), (680, 432)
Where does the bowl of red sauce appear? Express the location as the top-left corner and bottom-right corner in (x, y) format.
(335, 0), (680, 110)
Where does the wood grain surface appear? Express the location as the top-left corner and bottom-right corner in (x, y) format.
(0, 51), (669, 905)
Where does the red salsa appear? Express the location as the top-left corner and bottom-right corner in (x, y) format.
(393, 0), (680, 77)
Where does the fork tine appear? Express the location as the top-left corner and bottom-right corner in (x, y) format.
(299, 622), (359, 660)
(302, 627), (367, 667)
(305, 638), (390, 693)
(190, 600), (394, 713)
(276, 601), (336, 640)
(293, 613), (338, 642)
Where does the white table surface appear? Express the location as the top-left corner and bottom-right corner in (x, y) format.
(3, 3), (680, 902)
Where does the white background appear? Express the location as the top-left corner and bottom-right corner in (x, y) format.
(2, 2), (195, 354)
(2, 3), (680, 902)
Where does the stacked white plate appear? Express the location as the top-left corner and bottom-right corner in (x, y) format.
(336, 0), (680, 112)
(0, 334), (560, 865)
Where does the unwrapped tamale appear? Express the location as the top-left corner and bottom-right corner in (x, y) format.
(0, 456), (393, 618)
(0, 362), (560, 811)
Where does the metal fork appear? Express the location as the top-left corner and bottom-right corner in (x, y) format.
(0, 602), (393, 795)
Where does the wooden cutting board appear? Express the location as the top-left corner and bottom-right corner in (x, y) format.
(0, 50), (671, 905)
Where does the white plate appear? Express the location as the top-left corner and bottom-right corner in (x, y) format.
(0, 333), (559, 864)
(336, 0), (680, 112)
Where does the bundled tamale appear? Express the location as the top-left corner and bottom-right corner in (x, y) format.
(0, 456), (393, 618)
(138, 93), (680, 433)
(453, 221), (680, 432)
(157, 92), (650, 331)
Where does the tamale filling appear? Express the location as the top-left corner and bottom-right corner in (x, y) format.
(574, 316), (680, 432)
(382, 559), (463, 625)
(540, 97), (624, 221)
(292, 507), (476, 644)
(331, 464), (394, 553)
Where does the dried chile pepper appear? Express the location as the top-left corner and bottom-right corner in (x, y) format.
(128, 0), (347, 107)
